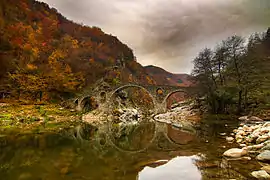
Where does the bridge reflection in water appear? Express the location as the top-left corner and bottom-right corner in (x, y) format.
(0, 118), (248, 180)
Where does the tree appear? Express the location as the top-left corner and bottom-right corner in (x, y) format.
(192, 48), (218, 113)
(222, 36), (246, 113)
(192, 30), (270, 115)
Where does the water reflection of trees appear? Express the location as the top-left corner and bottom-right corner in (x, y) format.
(0, 121), (248, 180)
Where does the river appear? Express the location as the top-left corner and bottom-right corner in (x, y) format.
(0, 117), (261, 180)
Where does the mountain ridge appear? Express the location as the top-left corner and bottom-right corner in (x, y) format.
(144, 65), (193, 87)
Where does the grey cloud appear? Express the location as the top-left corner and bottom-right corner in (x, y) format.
(39, 0), (270, 73)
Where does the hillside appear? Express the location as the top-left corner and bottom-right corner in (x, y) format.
(0, 0), (156, 100)
(145, 65), (193, 87)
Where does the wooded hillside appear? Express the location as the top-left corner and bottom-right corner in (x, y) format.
(192, 29), (270, 114)
(0, 0), (157, 101)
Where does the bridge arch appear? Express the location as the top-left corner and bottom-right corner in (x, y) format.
(163, 89), (189, 109)
(80, 96), (98, 112)
(108, 84), (156, 112)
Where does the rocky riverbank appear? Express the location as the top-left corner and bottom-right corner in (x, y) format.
(154, 101), (201, 127)
(222, 116), (270, 179)
(82, 107), (145, 126)
(0, 103), (82, 134)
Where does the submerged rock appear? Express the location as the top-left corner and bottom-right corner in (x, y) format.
(251, 170), (270, 179)
(238, 116), (263, 122)
(18, 173), (33, 180)
(223, 148), (247, 158)
(249, 116), (263, 121)
(225, 156), (251, 161)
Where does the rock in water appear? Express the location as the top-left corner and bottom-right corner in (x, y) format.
(257, 150), (270, 162)
(262, 144), (270, 151)
(238, 116), (263, 122)
(239, 116), (249, 121)
(18, 173), (33, 180)
(251, 170), (270, 179)
(256, 135), (269, 144)
(249, 116), (263, 121)
(261, 166), (270, 174)
(226, 137), (234, 142)
(223, 148), (247, 158)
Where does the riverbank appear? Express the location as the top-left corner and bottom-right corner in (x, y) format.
(222, 116), (270, 179)
(0, 102), (82, 134)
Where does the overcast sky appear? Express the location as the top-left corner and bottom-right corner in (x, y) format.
(39, 0), (270, 73)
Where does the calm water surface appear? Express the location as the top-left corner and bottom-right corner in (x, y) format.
(0, 118), (261, 180)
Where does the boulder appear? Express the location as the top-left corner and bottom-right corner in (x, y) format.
(244, 144), (264, 151)
(257, 150), (270, 162)
(256, 135), (269, 144)
(262, 144), (270, 151)
(251, 170), (270, 179)
(263, 122), (270, 128)
(223, 148), (247, 158)
(262, 166), (270, 174)
(239, 144), (246, 147)
(249, 116), (263, 121)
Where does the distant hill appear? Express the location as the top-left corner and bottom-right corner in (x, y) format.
(145, 66), (193, 87)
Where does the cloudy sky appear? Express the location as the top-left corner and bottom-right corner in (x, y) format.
(39, 0), (270, 73)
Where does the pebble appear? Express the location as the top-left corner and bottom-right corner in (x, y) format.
(226, 137), (234, 142)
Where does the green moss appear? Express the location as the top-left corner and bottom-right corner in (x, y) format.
(0, 114), (12, 120)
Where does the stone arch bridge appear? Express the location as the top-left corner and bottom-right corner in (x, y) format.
(74, 83), (198, 114)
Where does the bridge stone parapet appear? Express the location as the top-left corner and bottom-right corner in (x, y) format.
(75, 83), (198, 114)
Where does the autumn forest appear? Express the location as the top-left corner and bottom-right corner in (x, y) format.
(0, 0), (158, 102)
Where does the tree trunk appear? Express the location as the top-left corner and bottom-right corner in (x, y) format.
(39, 91), (43, 102)
(17, 89), (21, 100)
(244, 88), (248, 111)
(237, 90), (243, 114)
